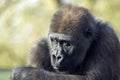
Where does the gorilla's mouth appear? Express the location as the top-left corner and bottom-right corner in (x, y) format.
(51, 56), (71, 71)
(52, 61), (70, 71)
(53, 65), (68, 71)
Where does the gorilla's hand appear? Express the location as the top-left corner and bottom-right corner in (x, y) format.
(11, 67), (45, 80)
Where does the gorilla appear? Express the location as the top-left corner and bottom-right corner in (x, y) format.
(11, 4), (120, 80)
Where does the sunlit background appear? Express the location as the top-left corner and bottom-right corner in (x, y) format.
(0, 0), (120, 80)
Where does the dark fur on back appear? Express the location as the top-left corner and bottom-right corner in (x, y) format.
(83, 21), (120, 79)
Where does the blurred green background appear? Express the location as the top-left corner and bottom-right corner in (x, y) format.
(0, 0), (120, 80)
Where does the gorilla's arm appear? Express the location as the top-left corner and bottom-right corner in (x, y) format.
(10, 38), (83, 80)
(11, 67), (81, 80)
(10, 38), (107, 80)
(26, 37), (54, 71)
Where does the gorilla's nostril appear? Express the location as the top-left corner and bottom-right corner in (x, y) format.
(57, 56), (62, 60)
(52, 54), (56, 60)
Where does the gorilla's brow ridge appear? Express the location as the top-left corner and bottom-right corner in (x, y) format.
(49, 33), (72, 41)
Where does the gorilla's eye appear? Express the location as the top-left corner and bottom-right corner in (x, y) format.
(50, 38), (57, 43)
(64, 41), (70, 46)
(84, 28), (92, 38)
(60, 40), (70, 46)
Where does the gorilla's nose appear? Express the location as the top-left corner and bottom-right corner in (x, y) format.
(52, 54), (63, 63)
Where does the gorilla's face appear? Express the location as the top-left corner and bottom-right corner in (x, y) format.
(49, 33), (74, 71)
(48, 31), (94, 72)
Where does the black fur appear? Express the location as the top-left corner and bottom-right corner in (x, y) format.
(11, 4), (120, 80)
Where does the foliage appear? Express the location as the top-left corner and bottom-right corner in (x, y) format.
(0, 0), (120, 68)
(0, 70), (10, 80)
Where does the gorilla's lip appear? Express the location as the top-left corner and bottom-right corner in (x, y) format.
(53, 65), (67, 71)
(53, 66), (59, 70)
(53, 65), (62, 70)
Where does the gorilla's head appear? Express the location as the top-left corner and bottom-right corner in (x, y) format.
(48, 4), (97, 72)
